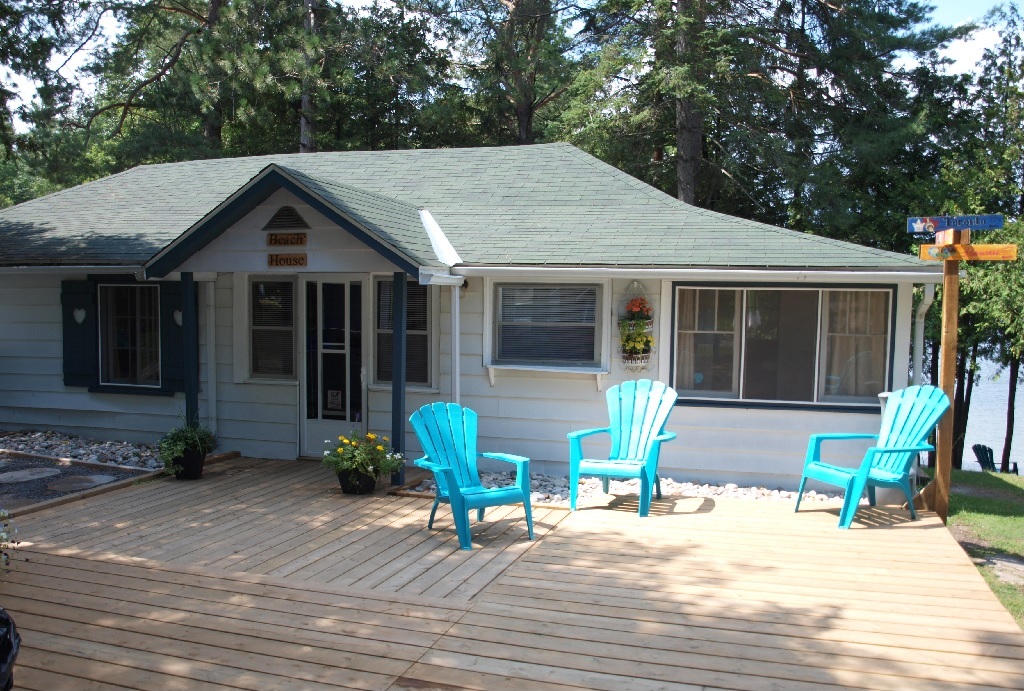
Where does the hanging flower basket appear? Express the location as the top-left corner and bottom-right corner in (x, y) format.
(622, 351), (652, 370)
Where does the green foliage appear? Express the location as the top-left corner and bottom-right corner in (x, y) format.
(322, 431), (404, 478)
(157, 422), (216, 473)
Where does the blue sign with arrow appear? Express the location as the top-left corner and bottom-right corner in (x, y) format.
(907, 214), (1004, 234)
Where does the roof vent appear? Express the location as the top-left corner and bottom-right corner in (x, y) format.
(262, 206), (310, 231)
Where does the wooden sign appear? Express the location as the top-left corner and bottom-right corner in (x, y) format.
(919, 244), (1018, 262)
(268, 253), (307, 268)
(266, 232), (307, 247)
(907, 214), (1004, 234)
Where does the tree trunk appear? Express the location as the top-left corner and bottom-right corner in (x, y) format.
(951, 345), (969, 470)
(1002, 354), (1020, 473)
(201, 0), (224, 149)
(299, 0), (317, 153)
(673, 0), (703, 204)
(952, 342), (979, 469)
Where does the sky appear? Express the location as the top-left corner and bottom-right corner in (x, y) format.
(932, 0), (1006, 74)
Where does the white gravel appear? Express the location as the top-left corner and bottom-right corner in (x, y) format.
(0, 432), (846, 506)
(411, 471), (845, 507)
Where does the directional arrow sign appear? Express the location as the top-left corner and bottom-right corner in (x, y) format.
(919, 244), (1018, 261)
(908, 215), (1004, 234)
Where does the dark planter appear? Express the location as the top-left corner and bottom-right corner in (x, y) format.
(175, 447), (206, 480)
(337, 469), (377, 494)
(0, 607), (19, 691)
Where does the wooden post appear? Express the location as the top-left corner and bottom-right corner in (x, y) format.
(181, 272), (200, 428)
(933, 254), (960, 524)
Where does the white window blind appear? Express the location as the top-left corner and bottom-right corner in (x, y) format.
(495, 284), (600, 365)
(376, 279), (430, 385)
(251, 280), (295, 378)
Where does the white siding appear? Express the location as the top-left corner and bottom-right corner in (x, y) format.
(211, 273), (299, 459)
(177, 189), (401, 275)
(0, 274), (187, 444)
(371, 276), (916, 490)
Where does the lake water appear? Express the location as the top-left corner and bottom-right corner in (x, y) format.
(961, 359), (1023, 472)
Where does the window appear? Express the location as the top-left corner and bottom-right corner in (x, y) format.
(674, 286), (891, 405)
(99, 285), (161, 387)
(493, 284), (601, 367)
(250, 280), (295, 379)
(376, 279), (430, 385)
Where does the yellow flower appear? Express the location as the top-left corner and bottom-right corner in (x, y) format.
(367, 433), (377, 440)
(376, 445), (384, 451)
(338, 435), (344, 441)
(382, 436), (389, 442)
(336, 447), (343, 453)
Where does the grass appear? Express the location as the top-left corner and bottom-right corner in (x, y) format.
(947, 468), (1024, 627)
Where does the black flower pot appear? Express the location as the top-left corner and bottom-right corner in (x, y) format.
(337, 470), (377, 494)
(175, 447), (206, 480)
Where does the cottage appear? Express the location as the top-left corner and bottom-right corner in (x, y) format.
(0, 143), (940, 487)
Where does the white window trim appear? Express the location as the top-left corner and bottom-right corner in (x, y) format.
(232, 272), (300, 385)
(97, 282), (163, 389)
(482, 277), (611, 388)
(368, 273), (440, 391)
(671, 284), (893, 407)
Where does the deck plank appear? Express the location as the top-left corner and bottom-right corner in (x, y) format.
(4, 455), (1023, 691)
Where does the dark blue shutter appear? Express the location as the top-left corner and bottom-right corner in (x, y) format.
(160, 282), (185, 393)
(61, 280), (98, 387)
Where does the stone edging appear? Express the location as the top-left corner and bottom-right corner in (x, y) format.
(2, 450), (241, 518)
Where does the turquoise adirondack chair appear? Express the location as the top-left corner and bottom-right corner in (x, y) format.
(409, 402), (535, 550)
(795, 384), (950, 529)
(567, 379), (678, 517)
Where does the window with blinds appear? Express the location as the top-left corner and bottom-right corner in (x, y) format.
(250, 280), (295, 378)
(375, 279), (430, 385)
(494, 284), (600, 366)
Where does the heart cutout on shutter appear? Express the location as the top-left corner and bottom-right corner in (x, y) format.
(73, 308), (87, 324)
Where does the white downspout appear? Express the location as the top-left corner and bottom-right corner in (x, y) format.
(205, 281), (218, 434)
(451, 283), (461, 404)
(913, 284), (936, 385)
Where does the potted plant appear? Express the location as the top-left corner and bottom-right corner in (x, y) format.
(322, 432), (405, 494)
(620, 295), (654, 370)
(158, 422), (216, 480)
(624, 296), (654, 325)
(620, 324), (655, 367)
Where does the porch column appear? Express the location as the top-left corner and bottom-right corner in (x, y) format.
(181, 272), (200, 427)
(390, 271), (407, 485)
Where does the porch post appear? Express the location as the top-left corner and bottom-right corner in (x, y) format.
(390, 271), (407, 485)
(181, 272), (200, 427)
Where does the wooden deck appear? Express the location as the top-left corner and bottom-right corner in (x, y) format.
(4, 456), (1024, 690)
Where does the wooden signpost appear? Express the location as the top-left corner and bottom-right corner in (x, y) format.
(910, 215), (1016, 523)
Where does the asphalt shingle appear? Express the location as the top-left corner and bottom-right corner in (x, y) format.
(0, 143), (935, 272)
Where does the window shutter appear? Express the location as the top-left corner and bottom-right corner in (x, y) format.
(61, 280), (98, 387)
(160, 282), (186, 392)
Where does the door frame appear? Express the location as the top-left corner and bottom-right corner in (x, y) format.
(298, 274), (370, 457)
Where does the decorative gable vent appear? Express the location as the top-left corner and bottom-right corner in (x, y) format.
(262, 206), (310, 231)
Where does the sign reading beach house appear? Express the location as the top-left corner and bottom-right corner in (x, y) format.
(268, 253), (307, 268)
(267, 232), (307, 247)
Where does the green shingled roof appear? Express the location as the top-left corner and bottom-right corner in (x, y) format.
(0, 142), (935, 272)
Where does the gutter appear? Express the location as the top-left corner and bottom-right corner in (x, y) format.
(451, 266), (943, 284)
(0, 265), (146, 276)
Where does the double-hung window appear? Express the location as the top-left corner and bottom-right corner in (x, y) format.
(674, 286), (891, 405)
(375, 279), (430, 386)
(250, 280), (296, 379)
(99, 284), (161, 387)
(493, 284), (601, 367)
